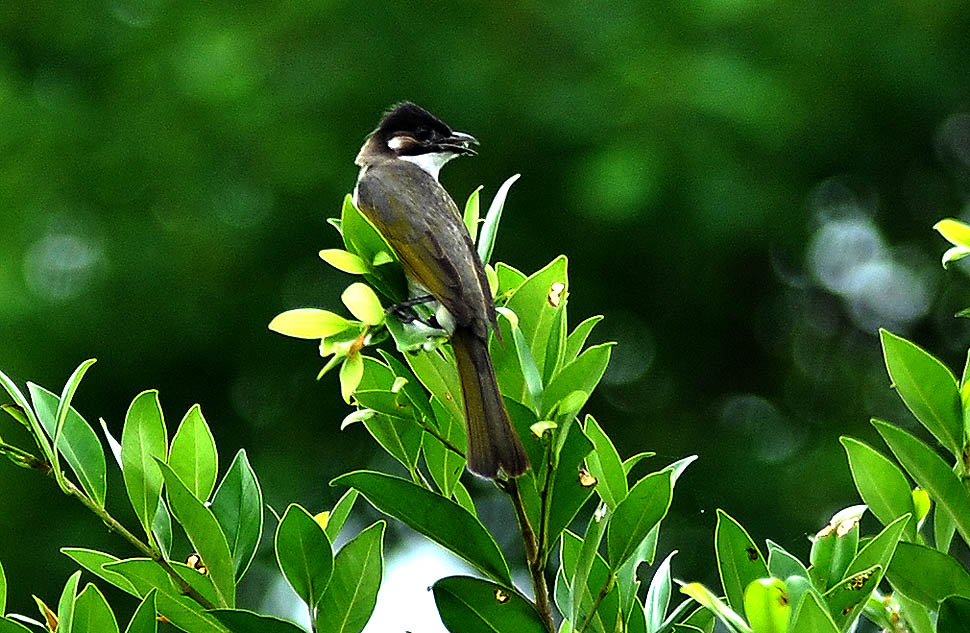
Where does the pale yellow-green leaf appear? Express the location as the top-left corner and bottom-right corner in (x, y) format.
(340, 355), (364, 402)
(935, 218), (970, 247)
(319, 249), (369, 274)
(530, 421), (557, 438)
(912, 488), (931, 526)
(341, 283), (384, 326)
(372, 250), (395, 266)
(314, 511), (330, 531)
(942, 245), (970, 268)
(485, 264), (498, 298)
(269, 309), (351, 339)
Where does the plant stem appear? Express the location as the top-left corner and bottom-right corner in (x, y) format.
(503, 478), (555, 633)
(575, 573), (614, 633)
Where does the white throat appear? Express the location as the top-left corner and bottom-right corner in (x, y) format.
(398, 152), (457, 181)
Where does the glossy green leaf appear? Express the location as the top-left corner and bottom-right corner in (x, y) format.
(895, 591), (934, 633)
(56, 571), (81, 633)
(564, 315), (603, 365)
(332, 470), (512, 585)
(765, 540), (809, 581)
(715, 510), (769, 612)
(269, 308), (352, 339)
(743, 578), (789, 633)
(404, 348), (464, 424)
(275, 504), (334, 610)
(622, 452), (655, 475)
(584, 415), (627, 509)
(340, 194), (407, 302)
(570, 505), (610, 628)
(880, 329), (962, 457)
(886, 541), (970, 605)
(463, 185), (482, 241)
(0, 619), (33, 633)
(339, 354), (364, 403)
(169, 404), (218, 501)
(158, 461), (235, 607)
(28, 383), (107, 507)
(840, 437), (916, 540)
(319, 249), (369, 274)
(505, 310), (545, 413)
(841, 513), (908, 587)
(545, 421), (595, 552)
(788, 591), (837, 633)
(477, 174), (520, 265)
(809, 507), (862, 591)
(0, 558), (4, 615)
(608, 470), (672, 570)
(51, 359), (98, 491)
(152, 497), (173, 559)
(452, 480), (477, 517)
(872, 419), (970, 546)
(937, 595), (970, 633)
(61, 548), (138, 596)
(822, 564), (880, 629)
(0, 369), (54, 462)
(121, 390), (167, 539)
(495, 262), (527, 295)
(542, 342), (613, 418)
(680, 583), (751, 633)
(123, 591), (157, 633)
(211, 449), (263, 580)
(315, 521), (385, 633)
(324, 489), (359, 542)
(209, 610), (307, 633)
(376, 351), (437, 422)
(560, 531), (620, 633)
(627, 596), (648, 633)
(361, 411), (422, 472)
(73, 584), (119, 633)
(434, 575), (546, 633)
(341, 282), (384, 326)
(423, 432), (464, 497)
(645, 550), (677, 633)
(103, 559), (228, 633)
(675, 606), (716, 633)
(935, 504), (956, 552)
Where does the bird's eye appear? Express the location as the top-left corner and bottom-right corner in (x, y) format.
(415, 126), (433, 142)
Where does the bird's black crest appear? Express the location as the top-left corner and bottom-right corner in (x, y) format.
(376, 102), (453, 138)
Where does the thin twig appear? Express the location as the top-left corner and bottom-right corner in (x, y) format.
(502, 478), (555, 633)
(575, 573), (615, 633)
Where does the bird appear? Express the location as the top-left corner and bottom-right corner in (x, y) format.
(352, 102), (529, 478)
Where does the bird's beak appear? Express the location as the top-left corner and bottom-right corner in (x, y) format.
(441, 131), (479, 155)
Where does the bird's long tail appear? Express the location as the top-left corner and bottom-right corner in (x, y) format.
(451, 327), (529, 478)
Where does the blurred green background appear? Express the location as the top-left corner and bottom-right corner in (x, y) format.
(2, 0), (970, 623)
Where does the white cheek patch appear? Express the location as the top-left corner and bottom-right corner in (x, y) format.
(399, 152), (456, 181)
(388, 136), (408, 150)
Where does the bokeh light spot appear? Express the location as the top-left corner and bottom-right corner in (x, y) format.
(23, 233), (103, 302)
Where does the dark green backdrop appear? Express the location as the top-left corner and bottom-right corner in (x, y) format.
(2, 0), (970, 620)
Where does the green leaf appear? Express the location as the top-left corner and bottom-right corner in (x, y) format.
(361, 411), (422, 472)
(210, 449), (263, 580)
(340, 194), (407, 301)
(872, 419), (970, 546)
(809, 507), (863, 591)
(880, 329), (963, 457)
(504, 310), (545, 413)
(765, 541), (809, 581)
(157, 460), (235, 607)
(938, 595), (970, 633)
(275, 504), (334, 610)
(715, 510), (769, 613)
(743, 578), (789, 633)
(121, 390), (167, 540)
(545, 421), (595, 553)
(341, 283), (384, 326)
(608, 471), (672, 570)
(423, 429), (464, 497)
(679, 583), (752, 633)
(51, 359), (98, 492)
(340, 354), (364, 403)
(495, 262), (527, 296)
(103, 559), (228, 633)
(315, 521), (385, 633)
(324, 489), (359, 542)
(0, 369), (54, 462)
(28, 383), (107, 507)
(73, 584), (119, 633)
(0, 619), (33, 633)
(584, 415), (627, 509)
(505, 255), (567, 391)
(565, 315), (603, 365)
(895, 591), (934, 633)
(935, 504), (956, 552)
(404, 348), (464, 424)
(627, 597), (648, 633)
(840, 437), (916, 541)
(840, 513), (909, 584)
(886, 541), (970, 605)
(788, 591), (837, 633)
(56, 571), (81, 633)
(463, 186), (482, 241)
(645, 550), (676, 633)
(169, 405), (218, 501)
(61, 548), (138, 596)
(570, 505), (610, 628)
(542, 342), (613, 419)
(209, 610), (307, 633)
(477, 174), (520, 265)
(152, 497), (173, 559)
(125, 591), (157, 633)
(319, 249), (369, 274)
(822, 564), (880, 630)
(268, 308), (352, 339)
(0, 557), (5, 615)
(433, 575), (546, 633)
(332, 470), (512, 585)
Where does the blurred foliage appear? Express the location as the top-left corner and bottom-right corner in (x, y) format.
(2, 0), (970, 620)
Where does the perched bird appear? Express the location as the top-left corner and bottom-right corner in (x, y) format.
(353, 102), (529, 478)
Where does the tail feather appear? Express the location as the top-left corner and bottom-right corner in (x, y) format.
(451, 327), (529, 478)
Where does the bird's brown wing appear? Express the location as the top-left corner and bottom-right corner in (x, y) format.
(355, 161), (496, 339)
